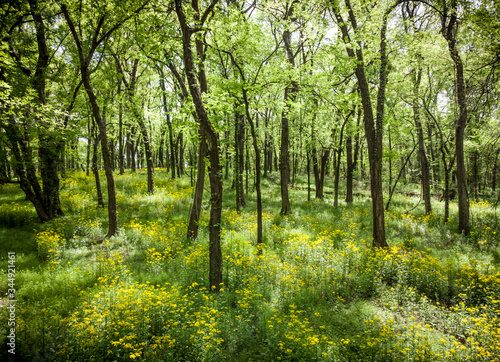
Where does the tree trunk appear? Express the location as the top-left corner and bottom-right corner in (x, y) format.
(178, 131), (184, 177)
(176, 0), (222, 292)
(86, 121), (91, 177)
(29, 0), (63, 219)
(279, 5), (297, 215)
(235, 110), (245, 212)
(334, 111), (350, 208)
(441, 1), (469, 234)
(91, 118), (104, 208)
(187, 128), (207, 240)
(345, 136), (353, 203)
(332, 2), (391, 247)
(5, 122), (50, 222)
(62, 4), (119, 237)
(493, 148), (499, 193)
(118, 79), (125, 175)
(413, 67), (432, 214)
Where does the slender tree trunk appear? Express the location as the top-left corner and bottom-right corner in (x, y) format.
(179, 131), (184, 176)
(307, 151), (311, 201)
(126, 130), (131, 170)
(86, 121), (91, 177)
(118, 80), (125, 175)
(187, 128), (207, 240)
(245, 139), (249, 195)
(91, 118), (104, 208)
(130, 133), (136, 172)
(412, 67), (432, 214)
(312, 132), (321, 198)
(493, 148), (499, 193)
(279, 5), (297, 215)
(235, 110), (245, 211)
(263, 111), (269, 178)
(158, 128), (165, 168)
(472, 151), (478, 201)
(334, 112), (350, 208)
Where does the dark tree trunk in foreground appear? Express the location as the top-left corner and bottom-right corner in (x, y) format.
(279, 4), (298, 215)
(176, 0), (222, 292)
(441, 1), (469, 234)
(2, 0), (65, 222)
(333, 2), (393, 247)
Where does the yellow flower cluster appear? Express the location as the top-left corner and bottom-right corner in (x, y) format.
(36, 229), (64, 263)
(63, 280), (224, 360)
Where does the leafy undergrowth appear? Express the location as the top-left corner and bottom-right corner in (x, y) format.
(1, 170), (499, 361)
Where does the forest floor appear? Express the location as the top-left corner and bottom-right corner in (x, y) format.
(1, 169), (499, 361)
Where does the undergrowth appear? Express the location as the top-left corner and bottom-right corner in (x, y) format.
(0, 169), (499, 361)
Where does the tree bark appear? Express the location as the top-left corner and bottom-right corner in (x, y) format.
(441, 0), (469, 234)
(279, 4), (298, 215)
(334, 111), (351, 208)
(345, 109), (360, 204)
(91, 118), (104, 208)
(62, 4), (119, 237)
(332, 1), (391, 247)
(175, 0), (222, 292)
(412, 67), (432, 214)
(29, 0), (63, 219)
(235, 110), (245, 212)
(187, 128), (207, 240)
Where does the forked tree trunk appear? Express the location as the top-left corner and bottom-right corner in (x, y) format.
(62, 4), (119, 237)
(176, 0), (222, 292)
(333, 2), (392, 247)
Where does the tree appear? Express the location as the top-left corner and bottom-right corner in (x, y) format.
(331, 0), (398, 247)
(439, 0), (470, 235)
(61, 0), (148, 237)
(0, 0), (65, 222)
(175, 0), (223, 292)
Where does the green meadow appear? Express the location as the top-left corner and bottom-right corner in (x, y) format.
(1, 169), (499, 361)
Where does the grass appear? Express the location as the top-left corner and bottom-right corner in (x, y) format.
(0, 168), (499, 361)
